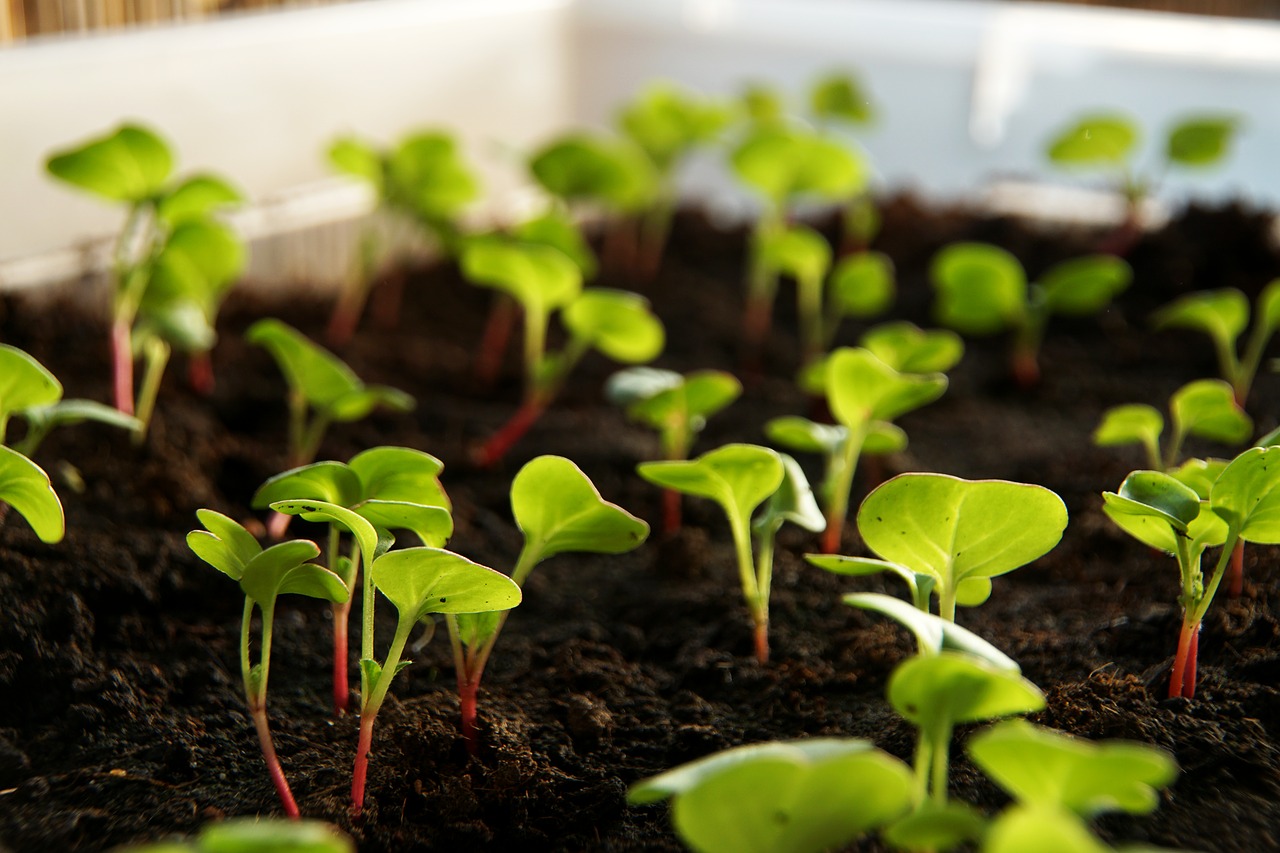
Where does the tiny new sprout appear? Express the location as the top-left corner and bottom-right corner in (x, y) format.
(730, 125), (866, 357)
(627, 739), (913, 853)
(187, 510), (348, 818)
(246, 319), (414, 469)
(1103, 447), (1280, 698)
(461, 236), (665, 466)
(325, 130), (480, 343)
(775, 347), (947, 554)
(45, 123), (244, 422)
(795, 321), (963, 396)
(1046, 112), (1240, 254)
(529, 132), (659, 274)
(1094, 378), (1251, 472)
(1151, 279), (1280, 406)
(638, 444), (823, 663)
(809, 473), (1067, 620)
(606, 367), (742, 533)
(617, 82), (732, 278)
(0, 445), (65, 544)
(122, 817), (354, 853)
(808, 69), (883, 254)
(931, 243), (1131, 387)
(252, 447), (451, 715)
(0, 344), (141, 456)
(447, 456), (647, 752)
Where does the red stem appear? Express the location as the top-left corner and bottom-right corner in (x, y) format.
(332, 601), (351, 716)
(662, 489), (682, 536)
(267, 511), (292, 541)
(187, 352), (215, 396)
(1227, 540), (1245, 598)
(458, 676), (480, 756)
(1183, 628), (1199, 700)
(474, 297), (517, 387)
(742, 296), (773, 360)
(1011, 347), (1041, 390)
(350, 711), (377, 817)
(250, 705), (300, 819)
(473, 398), (545, 468)
(821, 509), (843, 555)
(1169, 619), (1199, 699)
(112, 319), (135, 416)
(753, 621), (769, 665)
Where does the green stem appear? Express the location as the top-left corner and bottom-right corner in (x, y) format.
(1236, 321), (1272, 406)
(798, 271), (824, 367)
(821, 424), (867, 553)
(939, 584), (957, 623)
(930, 725), (951, 804)
(133, 336), (170, 442)
(360, 538), (377, 698)
(240, 598), (254, 703)
(912, 734), (932, 806)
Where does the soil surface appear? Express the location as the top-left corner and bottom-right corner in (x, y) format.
(2, 198), (1280, 852)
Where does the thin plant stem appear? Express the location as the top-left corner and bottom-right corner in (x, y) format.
(351, 617), (414, 816)
(132, 337), (170, 442)
(821, 425), (867, 554)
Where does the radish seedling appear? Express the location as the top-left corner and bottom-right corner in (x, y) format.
(931, 243), (1131, 387)
(0, 445), (64, 544)
(795, 321), (962, 397)
(627, 739), (913, 853)
(447, 455), (647, 752)
(325, 130), (479, 342)
(462, 237), (665, 465)
(638, 443), (803, 663)
(811, 473), (1067, 620)
(124, 816), (354, 853)
(187, 510), (348, 818)
(46, 123), (244, 422)
(606, 367), (742, 533)
(246, 319), (414, 469)
(253, 447), (451, 714)
(1151, 279), (1280, 406)
(0, 344), (141, 455)
(1103, 447), (1280, 698)
(1094, 378), (1251, 471)
(808, 69), (882, 254)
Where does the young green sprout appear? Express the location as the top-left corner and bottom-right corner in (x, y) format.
(1094, 378), (1252, 472)
(810, 473), (1067, 620)
(187, 510), (349, 818)
(931, 243), (1131, 387)
(461, 236), (665, 466)
(730, 125), (866, 358)
(325, 130), (480, 342)
(246, 319), (414, 470)
(1151, 279), (1280, 406)
(0, 445), (65, 544)
(778, 347), (947, 554)
(252, 447), (451, 715)
(447, 455), (647, 753)
(808, 69), (882, 254)
(1046, 112), (1240, 254)
(45, 123), (244, 422)
(795, 321), (962, 397)
(0, 344), (141, 456)
(1103, 447), (1280, 697)
(638, 444), (822, 663)
(606, 367), (742, 533)
(627, 738), (913, 853)
(617, 82), (733, 278)
(528, 132), (659, 274)
(123, 816), (354, 853)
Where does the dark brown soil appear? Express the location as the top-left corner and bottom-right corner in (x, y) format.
(2, 198), (1280, 852)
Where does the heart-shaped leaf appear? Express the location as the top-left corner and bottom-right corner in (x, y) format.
(1046, 114), (1138, 167)
(1038, 255), (1132, 316)
(883, 802), (987, 853)
(758, 224), (831, 286)
(253, 462), (364, 510)
(1153, 290), (1249, 353)
(357, 500), (453, 549)
(270, 500), (379, 574)
(388, 131), (480, 220)
(766, 416), (846, 456)
(462, 237), (582, 323)
(859, 322), (963, 374)
(829, 252), (894, 319)
(512, 455), (648, 563)
(513, 209), (598, 279)
(239, 539), (347, 607)
(931, 242), (1028, 335)
(327, 136), (384, 189)
(46, 123), (173, 204)
(638, 444), (784, 538)
(0, 345), (63, 422)
(888, 652), (1044, 732)
(327, 386), (415, 422)
(984, 806), (1110, 853)
(372, 547), (521, 623)
(246, 319), (363, 408)
(530, 134), (657, 212)
(187, 508), (261, 580)
(1170, 379), (1251, 446)
(348, 446), (448, 508)
(810, 71), (876, 125)
(754, 454), (824, 535)
(619, 83), (732, 172)
(156, 173), (242, 224)
(197, 816), (354, 853)
(1166, 116), (1239, 168)
(1210, 446), (1280, 543)
(731, 127), (866, 208)
(826, 347), (947, 429)
(1094, 404), (1163, 458)
(562, 289), (664, 364)
(0, 446), (64, 544)
(1103, 470), (1226, 555)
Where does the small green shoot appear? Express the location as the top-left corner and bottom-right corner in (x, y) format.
(1094, 378), (1252, 471)
(246, 319), (414, 469)
(447, 455), (647, 752)
(252, 447), (451, 714)
(0, 445), (65, 544)
(325, 130), (480, 342)
(1151, 280), (1280, 405)
(637, 444), (790, 662)
(187, 510), (348, 818)
(808, 69), (883, 253)
(795, 321), (962, 396)
(45, 123), (244, 425)
(121, 816), (355, 853)
(462, 236), (665, 465)
(0, 344), (141, 456)
(627, 738), (912, 853)
(815, 473), (1067, 620)
(606, 367), (742, 533)
(931, 243), (1131, 387)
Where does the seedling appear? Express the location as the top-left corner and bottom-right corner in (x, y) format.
(0, 445), (65, 544)
(795, 321), (961, 396)
(811, 473), (1068, 620)
(617, 82), (733, 277)
(124, 817), (354, 853)
(1151, 279), (1280, 406)
(46, 123), (244, 422)
(1103, 447), (1280, 697)
(730, 125), (866, 355)
(637, 443), (799, 663)
(187, 510), (348, 818)
(627, 738), (913, 853)
(325, 130), (480, 342)
(461, 237), (665, 466)
(808, 69), (883, 253)
(0, 344), (141, 456)
(252, 447), (452, 715)
(1094, 378), (1251, 472)
(1046, 112), (1240, 254)
(931, 243), (1131, 387)
(446, 455), (647, 752)
(779, 347), (947, 553)
(246, 319), (414, 469)
(606, 367), (742, 533)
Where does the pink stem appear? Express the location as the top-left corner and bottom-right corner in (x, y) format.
(350, 711), (377, 817)
(267, 511), (292, 541)
(821, 509), (843, 555)
(112, 319), (135, 415)
(1169, 619), (1199, 700)
(753, 621), (770, 665)
(1227, 541), (1245, 598)
(250, 705), (300, 819)
(1183, 628), (1200, 700)
(187, 352), (215, 396)
(474, 297), (517, 387)
(458, 676), (480, 756)
(1011, 346), (1041, 390)
(662, 489), (682, 536)
(473, 399), (545, 468)
(332, 601), (351, 716)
